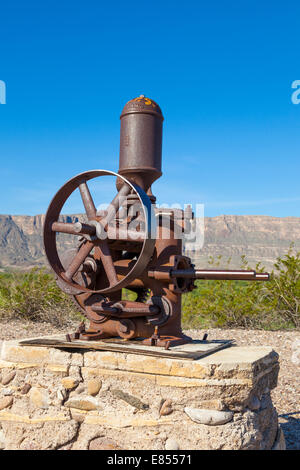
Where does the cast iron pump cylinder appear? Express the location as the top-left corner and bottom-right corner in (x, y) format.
(119, 95), (164, 195)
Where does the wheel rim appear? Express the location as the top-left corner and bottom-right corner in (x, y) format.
(43, 169), (156, 294)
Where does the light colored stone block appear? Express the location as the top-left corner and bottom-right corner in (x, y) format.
(1, 340), (84, 367)
(65, 396), (100, 411)
(165, 438), (179, 450)
(61, 377), (79, 390)
(1, 341), (69, 365)
(0, 410), (70, 424)
(184, 407), (233, 425)
(87, 378), (102, 396)
(29, 387), (50, 409)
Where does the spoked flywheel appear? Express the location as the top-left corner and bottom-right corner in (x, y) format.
(43, 170), (156, 298)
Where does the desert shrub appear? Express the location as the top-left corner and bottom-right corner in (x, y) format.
(182, 255), (271, 329)
(0, 247), (299, 330)
(263, 246), (300, 328)
(0, 268), (80, 326)
(182, 248), (300, 330)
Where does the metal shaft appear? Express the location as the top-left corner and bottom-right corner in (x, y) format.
(170, 269), (269, 281)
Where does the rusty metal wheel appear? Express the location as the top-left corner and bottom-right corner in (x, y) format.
(43, 169), (156, 295)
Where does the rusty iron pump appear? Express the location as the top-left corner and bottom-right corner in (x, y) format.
(43, 96), (269, 348)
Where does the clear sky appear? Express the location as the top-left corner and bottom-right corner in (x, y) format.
(0, 1), (299, 217)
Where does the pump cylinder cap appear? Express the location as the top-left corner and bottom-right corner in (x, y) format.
(120, 95), (164, 121)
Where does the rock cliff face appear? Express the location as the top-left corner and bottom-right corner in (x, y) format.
(184, 215), (300, 270)
(0, 214), (83, 270)
(0, 214), (299, 271)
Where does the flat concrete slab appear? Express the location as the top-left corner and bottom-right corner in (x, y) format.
(18, 335), (234, 360)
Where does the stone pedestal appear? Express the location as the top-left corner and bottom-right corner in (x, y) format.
(0, 339), (284, 450)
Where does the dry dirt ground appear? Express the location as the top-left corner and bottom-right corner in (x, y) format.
(0, 320), (299, 450)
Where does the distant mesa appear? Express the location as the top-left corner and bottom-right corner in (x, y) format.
(0, 214), (300, 271)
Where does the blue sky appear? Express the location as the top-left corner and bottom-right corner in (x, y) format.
(0, 1), (299, 217)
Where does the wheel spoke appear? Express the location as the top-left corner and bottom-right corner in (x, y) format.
(52, 221), (96, 236)
(64, 240), (94, 280)
(79, 182), (97, 220)
(96, 239), (118, 286)
(98, 183), (131, 228)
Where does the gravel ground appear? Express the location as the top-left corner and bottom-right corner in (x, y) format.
(0, 320), (299, 450)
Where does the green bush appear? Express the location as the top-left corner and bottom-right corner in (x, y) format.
(0, 247), (299, 330)
(182, 256), (269, 329)
(0, 268), (80, 326)
(263, 246), (300, 328)
(182, 248), (300, 330)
